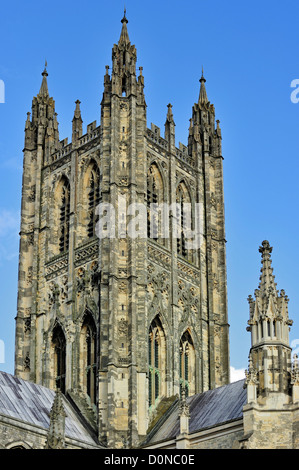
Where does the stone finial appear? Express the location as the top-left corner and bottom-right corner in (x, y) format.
(25, 112), (31, 130)
(45, 389), (67, 449)
(291, 354), (299, 403)
(179, 387), (190, 435)
(245, 354), (258, 403)
(73, 99), (82, 120)
(216, 119), (221, 137)
(165, 103), (175, 125)
(72, 100), (83, 143)
(245, 354), (258, 386)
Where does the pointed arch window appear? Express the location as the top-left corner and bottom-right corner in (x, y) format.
(176, 183), (192, 259)
(87, 163), (100, 238)
(147, 164), (164, 241)
(148, 316), (166, 408)
(59, 179), (70, 253)
(81, 314), (97, 405)
(52, 324), (66, 394)
(179, 331), (195, 397)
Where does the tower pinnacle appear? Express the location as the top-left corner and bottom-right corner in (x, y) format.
(198, 67), (208, 107)
(119, 8), (130, 45)
(39, 60), (49, 97)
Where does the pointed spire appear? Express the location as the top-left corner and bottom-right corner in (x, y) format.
(198, 67), (209, 107)
(39, 60), (49, 97)
(119, 8), (130, 45)
(179, 387), (190, 435)
(258, 240), (277, 298)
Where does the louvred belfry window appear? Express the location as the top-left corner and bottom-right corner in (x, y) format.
(52, 324), (66, 394)
(147, 164), (164, 241)
(59, 180), (70, 252)
(176, 183), (191, 259)
(87, 164), (100, 238)
(148, 316), (166, 408)
(179, 331), (195, 397)
(81, 314), (97, 405)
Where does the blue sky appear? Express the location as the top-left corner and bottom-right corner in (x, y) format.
(0, 0), (299, 381)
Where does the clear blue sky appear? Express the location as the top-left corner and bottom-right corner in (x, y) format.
(0, 0), (299, 380)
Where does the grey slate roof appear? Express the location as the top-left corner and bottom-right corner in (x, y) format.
(0, 370), (100, 447)
(147, 379), (247, 444)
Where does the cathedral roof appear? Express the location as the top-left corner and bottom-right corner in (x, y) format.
(145, 379), (246, 445)
(0, 371), (101, 448)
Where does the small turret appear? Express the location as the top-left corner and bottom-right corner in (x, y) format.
(246, 241), (293, 403)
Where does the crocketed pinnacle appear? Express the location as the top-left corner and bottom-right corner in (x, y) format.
(73, 99), (82, 121)
(119, 8), (130, 45)
(165, 103), (175, 125)
(198, 67), (208, 106)
(45, 389), (66, 449)
(258, 240), (277, 298)
(39, 60), (49, 97)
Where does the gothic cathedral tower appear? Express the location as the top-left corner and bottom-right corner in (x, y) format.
(14, 13), (230, 448)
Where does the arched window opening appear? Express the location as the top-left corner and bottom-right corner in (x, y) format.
(81, 314), (97, 405)
(59, 180), (70, 253)
(176, 183), (191, 259)
(180, 331), (195, 397)
(148, 316), (166, 408)
(52, 325), (66, 394)
(267, 321), (271, 337)
(87, 164), (100, 238)
(147, 164), (163, 241)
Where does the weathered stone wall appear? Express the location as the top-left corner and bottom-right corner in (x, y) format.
(242, 404), (299, 449)
(190, 428), (244, 449)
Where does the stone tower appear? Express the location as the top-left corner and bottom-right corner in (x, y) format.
(14, 13), (230, 448)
